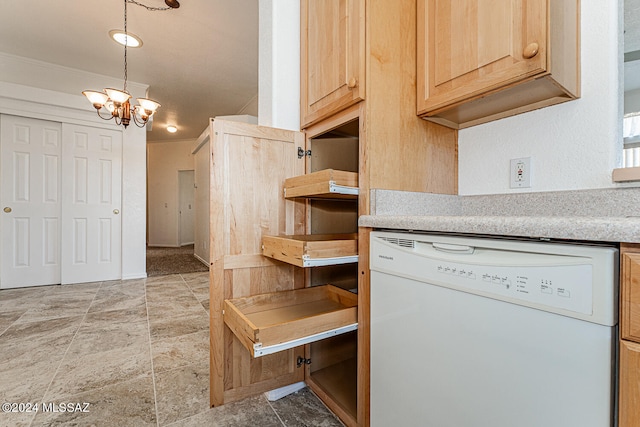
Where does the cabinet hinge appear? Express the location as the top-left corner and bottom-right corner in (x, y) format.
(297, 147), (311, 159)
(296, 356), (312, 367)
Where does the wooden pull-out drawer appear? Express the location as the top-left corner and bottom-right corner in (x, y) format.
(284, 169), (358, 199)
(223, 285), (358, 357)
(262, 234), (358, 267)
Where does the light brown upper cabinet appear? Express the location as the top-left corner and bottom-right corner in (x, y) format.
(417, 0), (580, 129)
(300, 0), (365, 128)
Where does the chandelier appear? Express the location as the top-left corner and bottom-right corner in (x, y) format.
(82, 0), (180, 128)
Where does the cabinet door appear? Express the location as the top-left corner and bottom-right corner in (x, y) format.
(417, 0), (547, 114)
(622, 252), (640, 342)
(620, 340), (640, 427)
(300, 0), (365, 128)
(209, 120), (306, 406)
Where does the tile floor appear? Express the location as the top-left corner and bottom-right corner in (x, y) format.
(0, 272), (343, 427)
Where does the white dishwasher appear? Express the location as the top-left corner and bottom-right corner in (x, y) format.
(370, 231), (618, 427)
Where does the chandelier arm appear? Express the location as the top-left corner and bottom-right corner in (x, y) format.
(127, 0), (175, 11)
(131, 112), (149, 127)
(96, 109), (116, 121)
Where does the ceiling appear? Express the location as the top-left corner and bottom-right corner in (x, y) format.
(0, 0), (259, 142)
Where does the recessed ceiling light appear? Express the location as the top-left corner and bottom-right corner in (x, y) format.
(109, 30), (143, 48)
(167, 125), (178, 133)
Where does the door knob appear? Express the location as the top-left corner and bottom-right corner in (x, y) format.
(113, 209), (120, 215)
(347, 77), (358, 89)
(523, 43), (539, 59)
(3, 207), (11, 213)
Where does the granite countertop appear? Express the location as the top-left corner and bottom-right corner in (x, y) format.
(359, 188), (640, 243)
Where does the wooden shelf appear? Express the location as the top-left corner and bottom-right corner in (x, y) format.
(284, 169), (358, 199)
(309, 357), (358, 423)
(262, 234), (358, 267)
(223, 285), (358, 358)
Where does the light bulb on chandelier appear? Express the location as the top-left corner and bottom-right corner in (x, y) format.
(82, 0), (177, 128)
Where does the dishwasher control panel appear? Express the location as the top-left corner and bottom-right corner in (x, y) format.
(433, 261), (592, 315)
(369, 231), (618, 324)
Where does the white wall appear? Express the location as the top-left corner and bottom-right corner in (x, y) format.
(458, 0), (624, 195)
(147, 139), (195, 247)
(192, 132), (210, 264)
(258, 0), (300, 130)
(0, 54), (149, 280)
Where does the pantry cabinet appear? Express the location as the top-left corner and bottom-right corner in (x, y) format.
(208, 119), (306, 406)
(210, 2), (458, 426)
(300, 0), (365, 128)
(620, 245), (640, 427)
(207, 118), (362, 421)
(416, 0), (580, 129)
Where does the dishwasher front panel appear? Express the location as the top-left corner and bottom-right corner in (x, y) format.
(370, 231), (617, 427)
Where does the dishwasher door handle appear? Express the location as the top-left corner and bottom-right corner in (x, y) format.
(432, 242), (475, 254)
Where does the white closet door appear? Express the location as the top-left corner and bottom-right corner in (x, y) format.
(61, 124), (122, 284)
(1, 115), (62, 288)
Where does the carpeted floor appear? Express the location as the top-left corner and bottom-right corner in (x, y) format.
(146, 244), (209, 277)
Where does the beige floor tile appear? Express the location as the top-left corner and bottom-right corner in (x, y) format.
(83, 305), (148, 325)
(145, 274), (184, 285)
(88, 282), (147, 313)
(0, 357), (60, 403)
(15, 291), (97, 323)
(268, 387), (344, 427)
(147, 295), (205, 318)
(65, 320), (150, 360)
(0, 316), (83, 365)
(149, 311), (209, 341)
(154, 362), (210, 426)
(189, 286), (209, 302)
(152, 330), (209, 373)
(31, 374), (156, 427)
(44, 343), (152, 400)
(0, 285), (52, 307)
(0, 410), (37, 427)
(165, 394), (283, 427)
(181, 272), (209, 289)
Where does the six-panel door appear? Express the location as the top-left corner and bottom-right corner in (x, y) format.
(0, 115), (62, 288)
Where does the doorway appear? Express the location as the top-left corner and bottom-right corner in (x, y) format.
(178, 170), (195, 246)
(0, 115), (123, 289)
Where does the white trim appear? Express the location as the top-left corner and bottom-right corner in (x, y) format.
(264, 382), (307, 401)
(122, 273), (148, 280)
(301, 255), (359, 267)
(252, 323), (358, 357)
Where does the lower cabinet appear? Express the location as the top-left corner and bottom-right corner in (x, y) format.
(620, 245), (640, 426)
(208, 118), (361, 426)
(620, 340), (640, 427)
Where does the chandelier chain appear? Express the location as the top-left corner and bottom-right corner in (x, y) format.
(123, 0), (128, 93)
(127, 0), (173, 11)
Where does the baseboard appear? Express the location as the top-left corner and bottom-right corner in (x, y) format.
(264, 381), (306, 401)
(193, 253), (210, 267)
(122, 272), (147, 280)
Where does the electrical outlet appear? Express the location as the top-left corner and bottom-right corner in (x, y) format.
(510, 157), (531, 188)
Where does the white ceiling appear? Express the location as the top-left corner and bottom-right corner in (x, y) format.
(0, 0), (258, 142)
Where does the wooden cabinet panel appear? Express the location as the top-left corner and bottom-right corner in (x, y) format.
(301, 0), (365, 128)
(209, 119), (306, 406)
(622, 251), (640, 342)
(421, 0), (546, 111)
(620, 340), (640, 427)
(417, 0), (580, 129)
